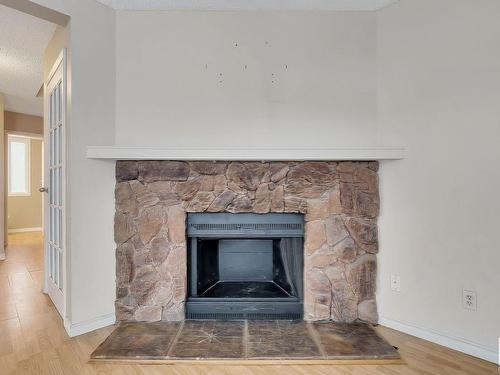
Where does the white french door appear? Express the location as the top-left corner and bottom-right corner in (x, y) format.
(43, 50), (66, 317)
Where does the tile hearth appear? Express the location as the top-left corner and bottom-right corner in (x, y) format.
(91, 321), (401, 363)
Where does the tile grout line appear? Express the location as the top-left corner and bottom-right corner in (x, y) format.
(166, 321), (185, 358)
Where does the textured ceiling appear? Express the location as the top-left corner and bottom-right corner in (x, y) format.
(0, 5), (56, 116)
(96, 0), (399, 11)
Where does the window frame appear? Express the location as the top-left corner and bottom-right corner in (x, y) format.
(7, 135), (31, 197)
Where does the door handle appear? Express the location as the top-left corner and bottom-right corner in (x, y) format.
(39, 187), (48, 193)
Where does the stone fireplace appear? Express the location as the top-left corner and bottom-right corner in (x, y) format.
(114, 161), (379, 323)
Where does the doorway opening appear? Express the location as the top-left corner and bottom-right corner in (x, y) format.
(7, 133), (44, 235)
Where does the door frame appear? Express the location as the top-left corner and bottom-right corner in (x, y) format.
(43, 48), (68, 322)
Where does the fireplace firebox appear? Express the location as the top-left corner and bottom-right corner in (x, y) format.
(186, 213), (304, 320)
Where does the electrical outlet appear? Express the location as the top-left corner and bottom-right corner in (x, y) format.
(391, 275), (401, 292)
(463, 290), (477, 311)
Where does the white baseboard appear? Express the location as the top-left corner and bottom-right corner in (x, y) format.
(379, 317), (498, 364)
(64, 313), (116, 338)
(8, 227), (43, 234)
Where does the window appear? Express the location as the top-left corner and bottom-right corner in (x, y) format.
(8, 136), (31, 196)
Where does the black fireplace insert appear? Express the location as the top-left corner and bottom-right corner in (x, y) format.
(186, 213), (304, 320)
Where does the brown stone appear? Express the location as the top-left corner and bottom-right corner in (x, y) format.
(132, 254), (156, 280)
(358, 299), (378, 324)
(344, 217), (378, 253)
(304, 221), (327, 255)
(227, 194), (253, 212)
(324, 265), (344, 282)
(116, 161), (138, 182)
(226, 162), (268, 191)
(175, 178), (202, 201)
(324, 215), (348, 246)
(150, 234), (171, 265)
(304, 269), (332, 321)
(212, 175), (227, 194)
(115, 301), (135, 321)
(130, 180), (159, 208)
(207, 190), (236, 212)
(328, 185), (342, 214)
(139, 161), (190, 182)
(284, 196), (307, 213)
(330, 281), (358, 322)
(114, 212), (136, 245)
(307, 252), (337, 269)
(138, 206), (164, 244)
(336, 162), (356, 173)
(269, 163), (289, 182)
(130, 272), (158, 305)
(116, 242), (134, 286)
(270, 185), (284, 212)
(186, 192), (216, 212)
(368, 161), (379, 171)
(353, 167), (378, 194)
(305, 199), (329, 221)
(284, 178), (329, 199)
(198, 175), (226, 194)
(167, 205), (186, 245)
(288, 162), (336, 185)
(115, 182), (137, 214)
(339, 182), (354, 213)
(254, 184), (271, 213)
(190, 161), (227, 175)
(354, 190), (379, 218)
(151, 281), (174, 306)
(148, 181), (180, 206)
(332, 237), (358, 263)
(346, 254), (377, 300)
(307, 268), (332, 295)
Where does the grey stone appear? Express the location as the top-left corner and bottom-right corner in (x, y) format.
(190, 161), (227, 175)
(226, 162), (268, 191)
(227, 194), (253, 212)
(207, 190), (236, 212)
(139, 161), (190, 182)
(116, 161), (138, 182)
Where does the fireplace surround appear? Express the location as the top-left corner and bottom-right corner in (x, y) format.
(114, 161), (379, 323)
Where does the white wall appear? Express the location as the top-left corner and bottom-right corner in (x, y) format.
(115, 11), (378, 148)
(377, 0), (500, 362)
(38, 0), (116, 330)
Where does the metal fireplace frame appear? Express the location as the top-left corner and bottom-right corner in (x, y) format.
(186, 213), (304, 320)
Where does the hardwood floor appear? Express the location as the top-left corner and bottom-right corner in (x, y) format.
(0, 232), (497, 374)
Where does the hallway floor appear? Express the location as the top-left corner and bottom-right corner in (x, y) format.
(0, 232), (496, 374)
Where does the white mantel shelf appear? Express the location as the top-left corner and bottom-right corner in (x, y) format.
(86, 146), (405, 161)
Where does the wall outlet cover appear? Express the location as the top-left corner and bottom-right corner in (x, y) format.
(391, 274), (401, 292)
(462, 290), (477, 311)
